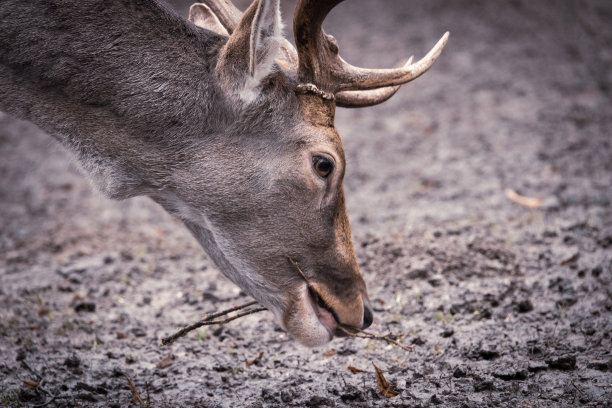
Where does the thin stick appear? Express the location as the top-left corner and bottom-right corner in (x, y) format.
(21, 360), (62, 407)
(160, 304), (266, 346)
(200, 300), (259, 321)
(162, 261), (413, 351)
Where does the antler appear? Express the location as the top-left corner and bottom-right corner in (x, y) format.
(335, 56), (413, 108)
(197, 0), (241, 33)
(194, 0), (448, 107)
(293, 0), (449, 103)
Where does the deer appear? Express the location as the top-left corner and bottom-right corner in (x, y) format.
(0, 0), (448, 347)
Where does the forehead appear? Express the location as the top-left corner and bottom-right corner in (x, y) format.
(292, 93), (345, 159)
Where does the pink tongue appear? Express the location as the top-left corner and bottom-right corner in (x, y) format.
(316, 305), (337, 332)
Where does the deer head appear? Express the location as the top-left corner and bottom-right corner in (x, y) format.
(181, 0), (447, 346)
(0, 0), (447, 346)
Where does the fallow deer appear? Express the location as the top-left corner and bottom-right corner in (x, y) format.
(0, 0), (448, 346)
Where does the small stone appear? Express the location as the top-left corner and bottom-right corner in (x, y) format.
(131, 327), (146, 338)
(407, 269), (429, 279)
(478, 349), (500, 360)
(586, 359), (612, 371)
(474, 379), (495, 392)
(74, 302), (96, 313)
(280, 390), (294, 403)
(453, 367), (467, 378)
(528, 361), (548, 372)
(411, 337), (426, 346)
(307, 395), (330, 407)
(64, 354), (81, 368)
(430, 394), (442, 404)
(517, 300), (533, 313)
(493, 368), (528, 381)
(16, 350), (26, 361)
(546, 355), (576, 371)
(260, 388), (276, 403)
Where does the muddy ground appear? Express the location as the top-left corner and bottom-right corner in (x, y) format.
(1, 0), (611, 407)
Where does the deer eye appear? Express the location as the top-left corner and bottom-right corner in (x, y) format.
(312, 156), (334, 178)
(313, 156), (334, 178)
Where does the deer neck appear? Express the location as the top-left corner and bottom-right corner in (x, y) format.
(0, 0), (231, 198)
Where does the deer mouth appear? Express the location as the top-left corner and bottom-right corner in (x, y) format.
(306, 285), (339, 336)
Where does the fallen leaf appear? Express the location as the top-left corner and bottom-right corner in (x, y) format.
(23, 380), (39, 389)
(560, 253), (580, 266)
(373, 363), (399, 398)
(126, 377), (143, 404)
(347, 365), (364, 374)
(322, 350), (336, 357)
(37, 308), (50, 317)
(156, 355), (175, 369)
(246, 352), (264, 366)
(505, 189), (543, 209)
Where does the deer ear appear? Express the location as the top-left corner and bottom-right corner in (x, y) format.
(189, 3), (229, 36)
(216, 0), (283, 103)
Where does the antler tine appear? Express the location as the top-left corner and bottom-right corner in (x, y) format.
(335, 56), (413, 108)
(335, 32), (450, 92)
(293, 0), (448, 98)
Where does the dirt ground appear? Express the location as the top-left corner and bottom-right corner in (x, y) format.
(1, 0), (611, 406)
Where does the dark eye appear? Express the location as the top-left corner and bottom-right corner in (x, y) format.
(313, 156), (333, 178)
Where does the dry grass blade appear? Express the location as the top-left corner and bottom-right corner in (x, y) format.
(288, 258), (313, 288)
(126, 377), (144, 405)
(338, 326), (414, 352)
(160, 301), (266, 346)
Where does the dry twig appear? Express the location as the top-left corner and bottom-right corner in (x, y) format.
(160, 301), (266, 346)
(20, 360), (61, 407)
(289, 258), (414, 352)
(161, 260), (415, 351)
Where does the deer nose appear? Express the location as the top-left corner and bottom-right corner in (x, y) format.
(361, 298), (373, 329)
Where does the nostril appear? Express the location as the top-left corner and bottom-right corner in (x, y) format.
(362, 300), (373, 329)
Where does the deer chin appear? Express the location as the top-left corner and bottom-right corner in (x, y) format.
(283, 285), (337, 347)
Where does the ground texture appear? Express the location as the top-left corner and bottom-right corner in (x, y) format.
(1, 0), (611, 407)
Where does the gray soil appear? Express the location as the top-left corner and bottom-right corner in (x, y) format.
(1, 0), (611, 407)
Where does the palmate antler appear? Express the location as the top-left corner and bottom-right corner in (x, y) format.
(193, 0), (448, 107)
